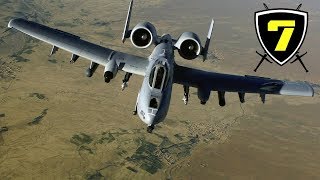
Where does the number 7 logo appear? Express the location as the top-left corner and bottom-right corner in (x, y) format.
(255, 9), (308, 65)
(268, 20), (295, 51)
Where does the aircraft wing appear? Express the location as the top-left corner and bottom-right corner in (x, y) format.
(174, 64), (314, 97)
(8, 18), (148, 76)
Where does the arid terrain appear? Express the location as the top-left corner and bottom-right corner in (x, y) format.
(0, 0), (320, 179)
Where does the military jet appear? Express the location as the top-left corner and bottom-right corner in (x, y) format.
(7, 0), (314, 133)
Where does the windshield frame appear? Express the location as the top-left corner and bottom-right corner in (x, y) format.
(148, 63), (168, 91)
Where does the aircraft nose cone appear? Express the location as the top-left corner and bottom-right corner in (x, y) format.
(143, 114), (155, 126)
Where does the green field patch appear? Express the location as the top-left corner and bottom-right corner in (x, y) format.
(108, 128), (130, 137)
(79, 145), (94, 154)
(174, 134), (184, 141)
(70, 133), (93, 146)
(58, 4), (65, 9)
(91, 21), (111, 27)
(48, 59), (57, 64)
(0, 127), (8, 133)
(10, 54), (29, 62)
(28, 109), (48, 125)
(95, 31), (114, 39)
(10, 42), (37, 62)
(68, 129), (200, 175)
(25, 37), (40, 44)
(126, 166), (138, 173)
(24, 49), (34, 54)
(116, 149), (127, 156)
(158, 135), (199, 162)
(86, 171), (104, 180)
(126, 138), (163, 174)
(54, 22), (77, 28)
(159, 136), (175, 148)
(29, 93), (46, 100)
(0, 0), (10, 6)
(1, 28), (17, 46)
(97, 132), (115, 144)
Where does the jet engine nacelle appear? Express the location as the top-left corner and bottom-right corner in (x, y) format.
(130, 22), (157, 48)
(104, 59), (118, 83)
(175, 32), (202, 60)
(197, 87), (211, 105)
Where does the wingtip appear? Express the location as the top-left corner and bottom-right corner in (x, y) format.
(280, 81), (315, 97)
(7, 18), (24, 28)
(8, 19), (14, 28)
(309, 82), (315, 97)
(303, 81), (315, 97)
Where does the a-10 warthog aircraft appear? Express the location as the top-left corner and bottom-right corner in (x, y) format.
(7, 0), (314, 133)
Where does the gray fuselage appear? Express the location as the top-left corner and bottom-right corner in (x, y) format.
(136, 34), (174, 126)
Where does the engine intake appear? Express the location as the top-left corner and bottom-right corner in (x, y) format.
(130, 22), (157, 48)
(175, 32), (202, 60)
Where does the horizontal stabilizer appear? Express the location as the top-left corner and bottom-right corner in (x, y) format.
(280, 81), (314, 97)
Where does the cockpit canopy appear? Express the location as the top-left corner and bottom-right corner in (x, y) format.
(149, 63), (168, 91)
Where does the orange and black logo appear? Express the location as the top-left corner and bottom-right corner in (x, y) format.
(254, 4), (309, 72)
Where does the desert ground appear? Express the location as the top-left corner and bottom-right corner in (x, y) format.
(0, 0), (320, 179)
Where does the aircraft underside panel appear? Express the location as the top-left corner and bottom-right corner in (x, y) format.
(173, 64), (314, 97)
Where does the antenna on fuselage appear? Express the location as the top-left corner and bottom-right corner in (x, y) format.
(122, 0), (133, 43)
(202, 19), (215, 61)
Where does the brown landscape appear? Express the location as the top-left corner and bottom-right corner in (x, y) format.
(0, 0), (320, 179)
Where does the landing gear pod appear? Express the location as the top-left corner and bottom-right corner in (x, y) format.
(104, 59), (118, 83)
(86, 61), (99, 77)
